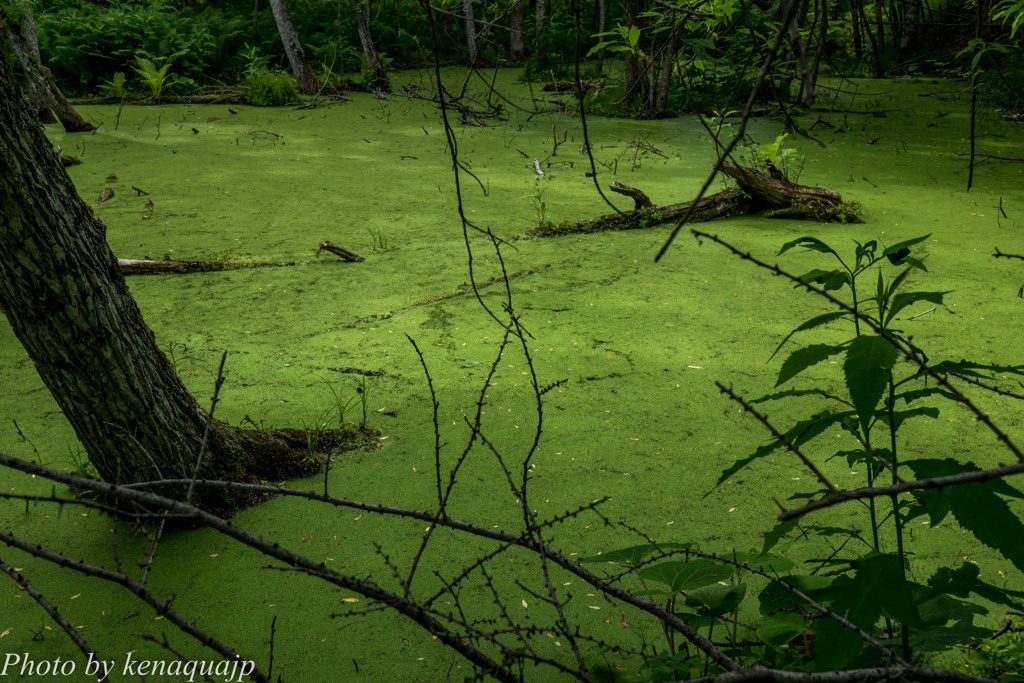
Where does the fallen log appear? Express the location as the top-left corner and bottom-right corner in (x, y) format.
(527, 164), (860, 237)
(529, 187), (749, 238)
(117, 241), (364, 275)
(117, 258), (230, 275)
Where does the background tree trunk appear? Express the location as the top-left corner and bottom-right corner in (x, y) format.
(0, 4), (93, 132)
(509, 0), (525, 59)
(0, 57), (337, 515)
(623, 0), (652, 114)
(268, 0), (320, 95)
(653, 26), (679, 116)
(898, 0), (921, 59)
(463, 0), (481, 67)
(350, 0), (390, 90)
(533, 0), (548, 55)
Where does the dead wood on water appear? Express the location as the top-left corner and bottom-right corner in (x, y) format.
(527, 163), (861, 238)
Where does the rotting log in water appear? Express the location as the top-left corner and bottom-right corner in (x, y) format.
(527, 163), (860, 238)
(317, 241), (365, 262)
(116, 242), (365, 275)
(117, 258), (232, 275)
(719, 162), (859, 221)
(529, 187), (749, 237)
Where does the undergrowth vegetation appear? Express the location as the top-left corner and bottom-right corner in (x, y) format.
(584, 231), (1024, 678)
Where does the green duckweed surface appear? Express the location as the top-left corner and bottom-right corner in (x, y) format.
(2, 71), (1023, 680)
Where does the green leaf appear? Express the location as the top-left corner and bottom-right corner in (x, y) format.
(626, 24), (641, 47)
(757, 612), (810, 647)
(769, 312), (849, 361)
(911, 594), (988, 652)
(901, 255), (928, 271)
(795, 268), (850, 291)
(813, 554), (923, 670)
(779, 236), (840, 258)
(684, 583), (746, 618)
(760, 518), (798, 556)
(578, 542), (690, 566)
(637, 559), (734, 593)
(711, 409), (852, 489)
(843, 335), (897, 432)
(883, 234), (931, 257)
(729, 550), (795, 573)
(777, 343), (847, 387)
(881, 265), (914, 302)
(908, 459), (1024, 574)
(758, 574), (833, 615)
(855, 239), (878, 268)
(884, 291), (948, 327)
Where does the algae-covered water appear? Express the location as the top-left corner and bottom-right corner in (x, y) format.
(2, 71), (1023, 680)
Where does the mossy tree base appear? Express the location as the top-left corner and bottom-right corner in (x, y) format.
(131, 423), (381, 519)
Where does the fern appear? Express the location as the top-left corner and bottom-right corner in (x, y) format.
(132, 49), (187, 102)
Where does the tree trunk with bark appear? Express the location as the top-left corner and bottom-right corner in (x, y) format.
(0, 57), (364, 517)
(596, 0), (608, 70)
(0, 4), (94, 132)
(509, 0), (525, 59)
(622, 0), (652, 115)
(268, 0), (321, 95)
(898, 0), (921, 59)
(533, 0), (548, 55)
(653, 26), (679, 116)
(350, 0), (390, 90)
(463, 0), (481, 67)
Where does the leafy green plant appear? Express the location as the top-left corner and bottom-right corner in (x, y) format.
(324, 380), (359, 428)
(98, 71), (128, 100)
(367, 228), (390, 251)
(994, 0), (1024, 38)
(243, 67), (300, 106)
(300, 415), (330, 466)
(971, 628), (1024, 679)
(588, 23), (648, 61)
(592, 233), (1024, 674)
(356, 375), (370, 426)
(324, 376), (371, 427)
(522, 176), (550, 227)
(724, 234), (1024, 664)
(747, 132), (804, 182)
(163, 340), (188, 375)
(67, 445), (98, 482)
(133, 50), (187, 102)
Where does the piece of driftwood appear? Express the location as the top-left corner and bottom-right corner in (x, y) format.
(118, 258), (230, 275)
(317, 241), (365, 262)
(528, 164), (860, 237)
